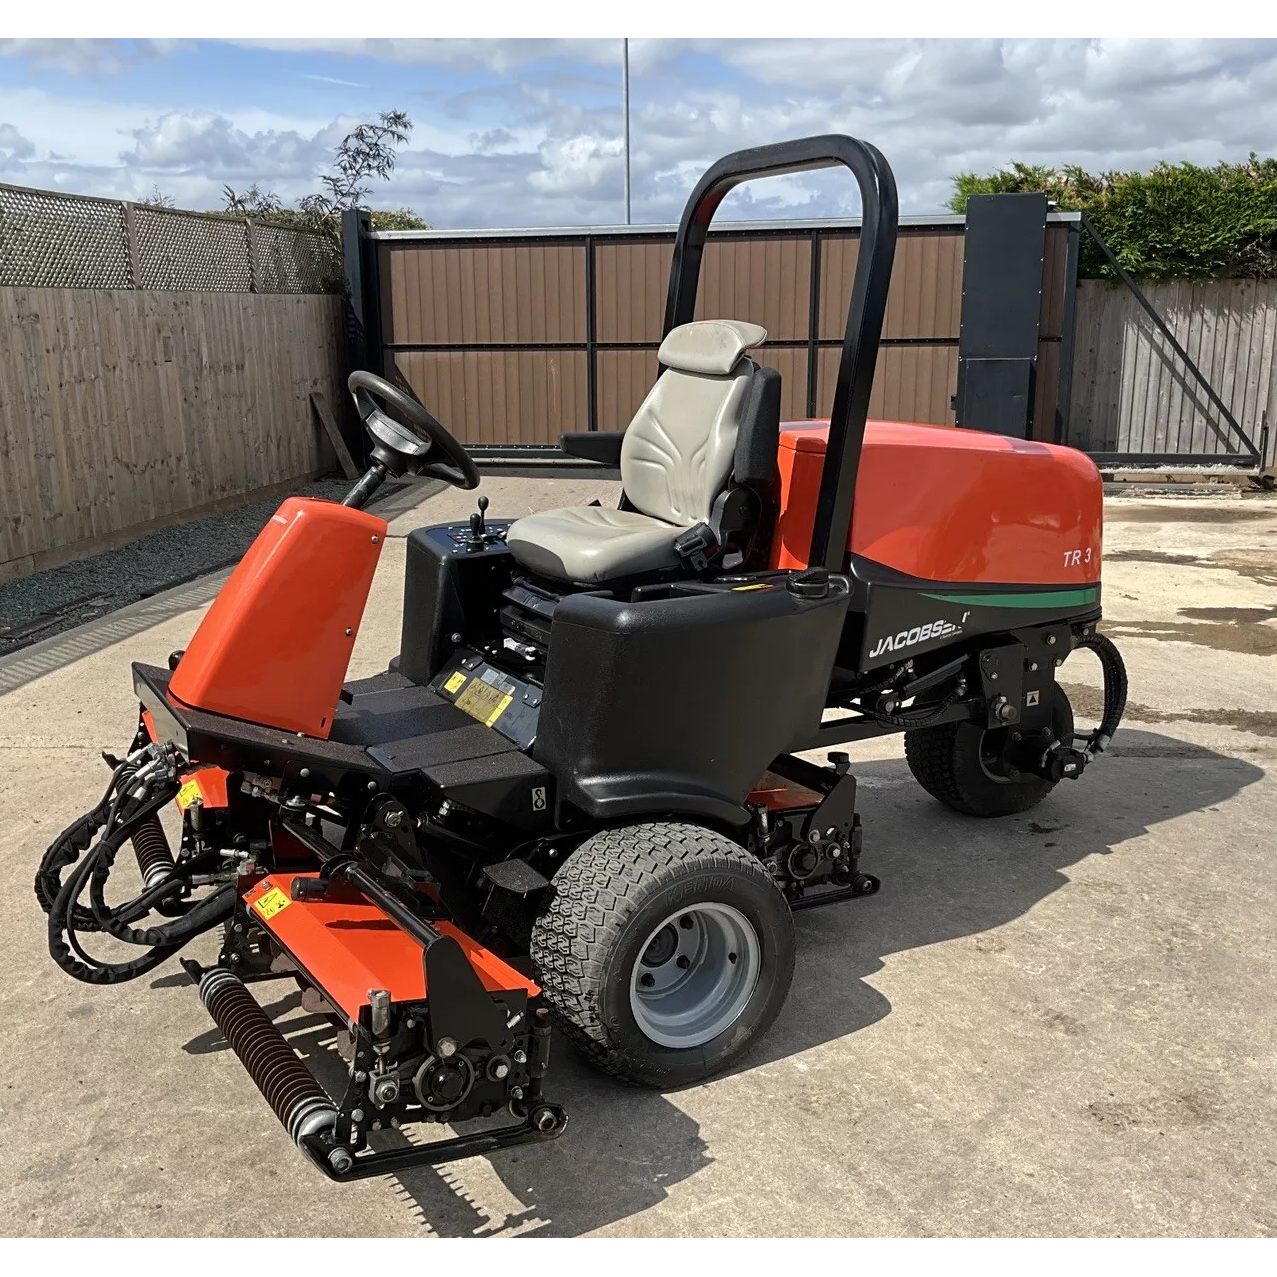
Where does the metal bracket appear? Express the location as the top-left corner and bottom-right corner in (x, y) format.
(301, 1104), (567, 1182)
(978, 643), (1025, 728)
(422, 936), (516, 1057)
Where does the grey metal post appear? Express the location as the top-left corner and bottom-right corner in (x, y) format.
(340, 207), (375, 464)
(342, 207), (372, 370)
(622, 39), (632, 225)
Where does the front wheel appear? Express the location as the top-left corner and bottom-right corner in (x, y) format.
(530, 822), (795, 1088)
(904, 682), (1075, 817)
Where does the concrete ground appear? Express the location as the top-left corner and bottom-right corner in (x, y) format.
(1, 477), (1274, 1237)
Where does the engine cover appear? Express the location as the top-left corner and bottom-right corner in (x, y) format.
(771, 420), (1103, 586)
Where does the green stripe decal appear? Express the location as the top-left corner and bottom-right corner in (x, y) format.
(922, 587), (1099, 609)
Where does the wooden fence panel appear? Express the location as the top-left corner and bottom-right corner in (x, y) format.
(1069, 278), (1277, 464)
(0, 287), (346, 580)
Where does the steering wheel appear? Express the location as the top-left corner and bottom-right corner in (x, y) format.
(347, 370), (480, 491)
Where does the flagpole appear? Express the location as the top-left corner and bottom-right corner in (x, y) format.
(622, 38), (632, 225)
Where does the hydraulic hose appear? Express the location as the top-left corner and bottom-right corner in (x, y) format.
(37, 748), (234, 985)
(872, 681), (966, 730)
(1075, 630), (1128, 757)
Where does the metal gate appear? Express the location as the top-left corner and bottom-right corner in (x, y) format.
(346, 211), (1080, 455)
(1065, 217), (1267, 470)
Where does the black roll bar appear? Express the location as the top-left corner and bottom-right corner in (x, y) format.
(663, 135), (899, 572)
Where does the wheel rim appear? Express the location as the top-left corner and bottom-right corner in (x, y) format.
(628, 903), (761, 1049)
(977, 725), (1016, 784)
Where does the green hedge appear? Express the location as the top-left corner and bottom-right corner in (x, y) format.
(948, 157), (1277, 282)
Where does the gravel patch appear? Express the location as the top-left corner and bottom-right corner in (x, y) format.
(0, 477), (407, 656)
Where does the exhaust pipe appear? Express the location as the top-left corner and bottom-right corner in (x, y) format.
(196, 966), (350, 1173)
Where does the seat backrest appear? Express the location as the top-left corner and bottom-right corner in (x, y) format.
(620, 319), (769, 527)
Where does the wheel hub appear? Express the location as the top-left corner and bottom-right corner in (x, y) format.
(629, 903), (760, 1049)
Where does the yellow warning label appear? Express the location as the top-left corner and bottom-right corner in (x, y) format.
(455, 679), (513, 727)
(175, 779), (202, 811)
(253, 886), (292, 922)
(443, 670), (467, 694)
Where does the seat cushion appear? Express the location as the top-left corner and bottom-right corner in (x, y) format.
(506, 506), (685, 584)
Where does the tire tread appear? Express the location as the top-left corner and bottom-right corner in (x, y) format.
(530, 821), (788, 1084)
(904, 684), (1073, 818)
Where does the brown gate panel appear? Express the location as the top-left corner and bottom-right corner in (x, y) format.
(595, 237), (811, 343)
(819, 230), (964, 340)
(756, 347), (809, 421)
(597, 348), (659, 429)
(817, 345), (959, 425)
(598, 345), (808, 430)
(595, 242), (670, 343)
(392, 350), (587, 446)
(373, 212), (1077, 448)
(695, 238), (811, 340)
(379, 241), (586, 344)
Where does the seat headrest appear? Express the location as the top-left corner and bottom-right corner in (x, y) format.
(657, 319), (768, 376)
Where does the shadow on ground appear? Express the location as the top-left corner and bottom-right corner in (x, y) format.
(179, 727), (1262, 1236)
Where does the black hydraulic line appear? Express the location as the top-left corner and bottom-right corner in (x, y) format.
(1075, 630), (1127, 756)
(871, 683), (967, 730)
(35, 754), (137, 926)
(47, 832), (183, 985)
(42, 766), (233, 984)
(1080, 214), (1260, 465)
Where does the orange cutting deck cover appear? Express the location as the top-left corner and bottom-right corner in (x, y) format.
(242, 873), (539, 1022)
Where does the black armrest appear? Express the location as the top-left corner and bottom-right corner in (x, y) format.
(560, 431), (625, 465)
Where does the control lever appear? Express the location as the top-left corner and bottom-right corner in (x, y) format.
(465, 495), (504, 550)
(469, 495), (489, 543)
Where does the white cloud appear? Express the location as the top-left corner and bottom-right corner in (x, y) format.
(2, 38), (1277, 227)
(0, 38), (182, 76)
(0, 123), (34, 161)
(230, 38), (620, 73)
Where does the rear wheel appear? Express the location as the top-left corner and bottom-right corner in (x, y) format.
(530, 822), (794, 1088)
(904, 683), (1075, 817)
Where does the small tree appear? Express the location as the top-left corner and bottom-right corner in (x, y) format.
(221, 183), (282, 217)
(300, 110), (413, 221)
(137, 185), (175, 209)
(219, 110), (426, 233)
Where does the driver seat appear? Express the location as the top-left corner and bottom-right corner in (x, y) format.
(506, 319), (779, 584)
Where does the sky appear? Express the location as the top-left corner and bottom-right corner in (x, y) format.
(0, 38), (1275, 228)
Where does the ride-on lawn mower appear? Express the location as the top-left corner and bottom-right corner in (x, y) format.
(36, 135), (1127, 1182)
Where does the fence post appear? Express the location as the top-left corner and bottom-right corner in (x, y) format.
(341, 207), (375, 465)
(342, 208), (373, 371)
(245, 217), (258, 293)
(122, 201), (140, 288)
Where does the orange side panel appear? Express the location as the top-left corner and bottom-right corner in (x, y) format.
(771, 421), (1103, 586)
(746, 769), (823, 812)
(169, 498), (386, 739)
(176, 765), (231, 811)
(242, 873), (539, 1023)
